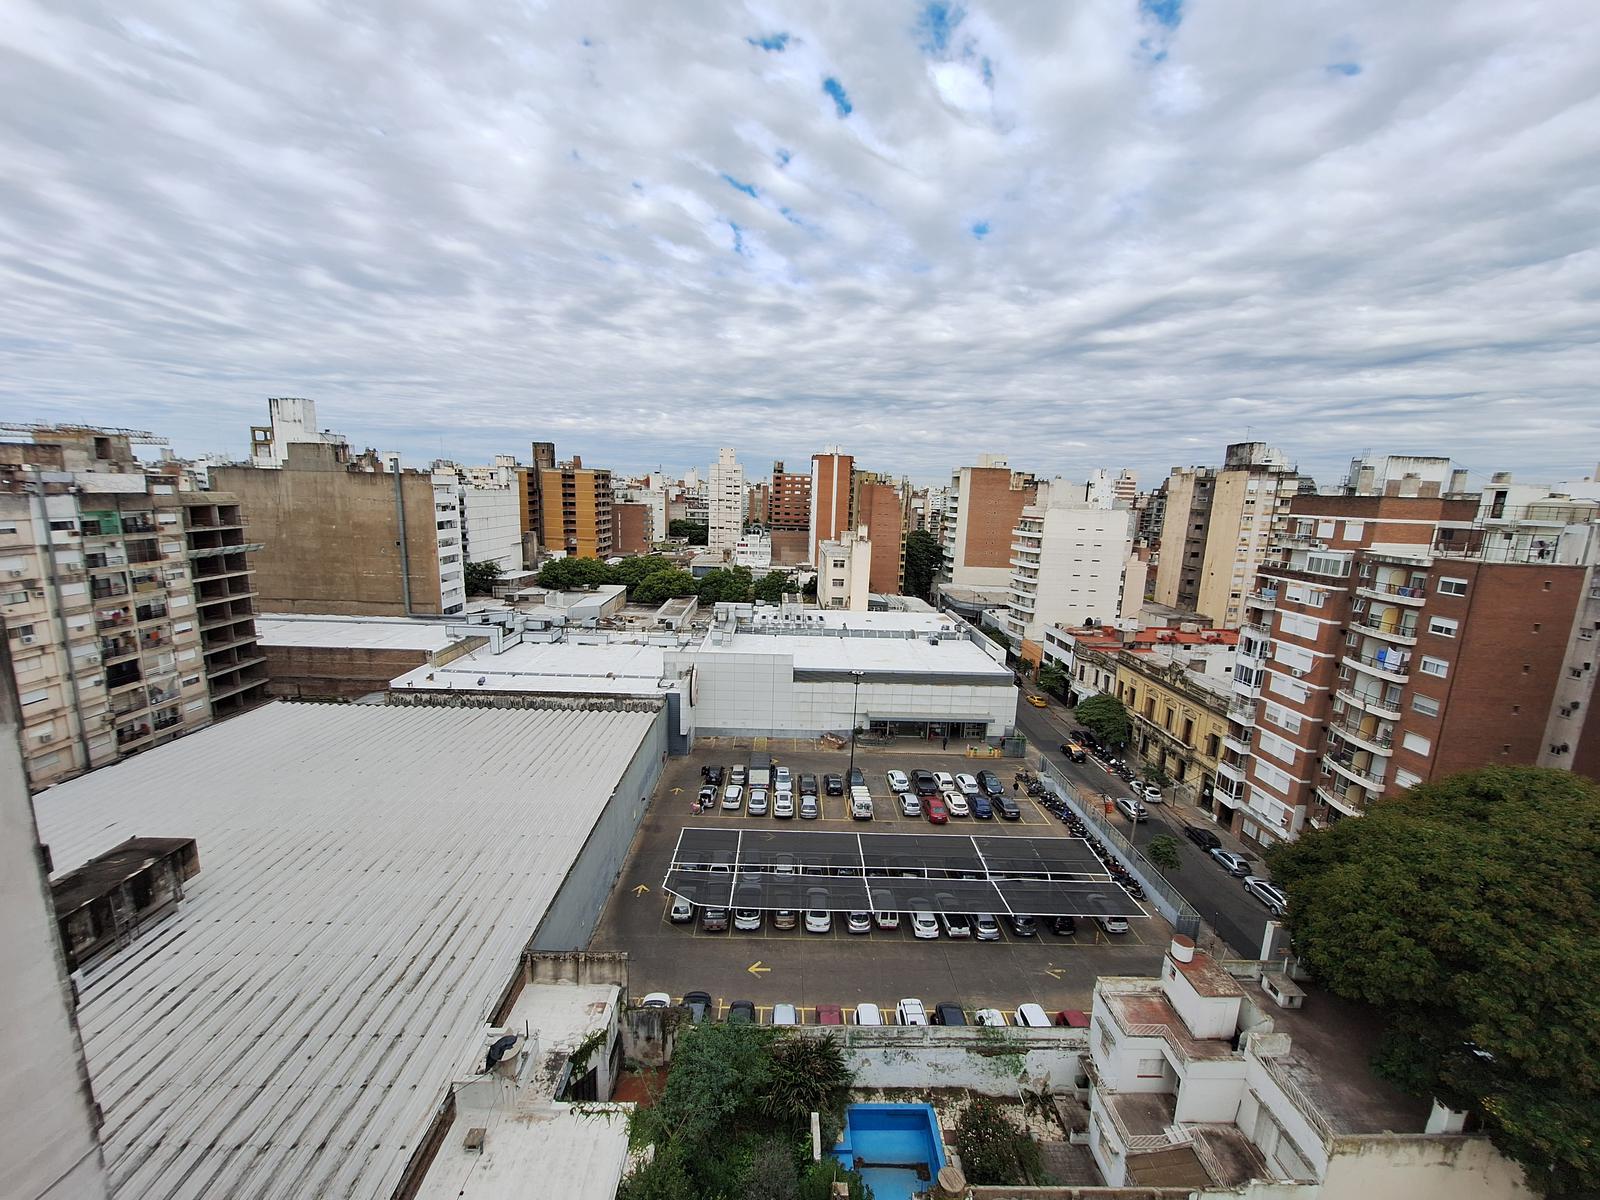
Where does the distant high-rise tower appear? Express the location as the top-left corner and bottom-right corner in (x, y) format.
(709, 448), (745, 555)
(809, 449), (854, 565)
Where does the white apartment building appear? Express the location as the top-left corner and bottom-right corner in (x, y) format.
(818, 527), (872, 611)
(434, 460), (523, 575)
(247, 397), (348, 467)
(614, 479), (669, 546)
(731, 532), (772, 570)
(430, 474), (467, 613)
(1004, 478), (1141, 645)
(708, 447), (744, 555)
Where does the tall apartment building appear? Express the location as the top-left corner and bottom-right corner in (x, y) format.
(612, 502), (653, 555)
(708, 447), (745, 555)
(1003, 478), (1142, 648)
(434, 459), (523, 574)
(1224, 486), (1600, 847)
(0, 428), (224, 789)
(516, 440), (559, 558)
(1152, 442), (1304, 629)
(809, 449), (854, 565)
(940, 455), (1040, 590)
(537, 456), (613, 559)
(853, 474), (908, 594)
(214, 441), (466, 617)
(767, 461), (811, 530)
(177, 493), (269, 721)
(1112, 468), (1138, 505)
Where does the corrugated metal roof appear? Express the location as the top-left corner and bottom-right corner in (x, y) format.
(33, 701), (659, 1200)
(255, 614), (464, 652)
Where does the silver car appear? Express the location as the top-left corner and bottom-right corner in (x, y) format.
(1210, 848), (1252, 877)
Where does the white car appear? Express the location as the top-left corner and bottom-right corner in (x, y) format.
(850, 793), (874, 821)
(641, 992), (671, 1008)
(955, 772), (979, 794)
(873, 911), (900, 930)
(1114, 796), (1148, 821)
(974, 1008), (1007, 1027)
(934, 771), (956, 791)
(910, 911), (940, 939)
(896, 998), (929, 1026)
(942, 789), (970, 817)
(772, 1003), (798, 1026)
(1097, 913), (1130, 935)
(886, 769), (911, 793)
(734, 909), (762, 931)
(854, 1002), (884, 1026)
(805, 908), (832, 934)
(773, 792), (795, 819)
(669, 896), (694, 923)
(774, 765), (792, 787)
(1243, 877), (1289, 915)
(899, 792), (922, 818)
(1135, 782), (1163, 803)
(721, 784), (744, 810)
(747, 787), (769, 816)
(1013, 1003), (1051, 1028)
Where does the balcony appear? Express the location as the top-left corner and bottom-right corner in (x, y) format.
(1353, 614), (1417, 644)
(1326, 752), (1385, 791)
(1336, 686), (1403, 721)
(1341, 648), (1410, 680)
(1327, 716), (1394, 752)
(100, 639), (138, 664)
(1223, 732), (1253, 756)
(95, 608), (134, 630)
(115, 722), (154, 748)
(91, 582), (130, 601)
(1246, 588), (1278, 609)
(1356, 579), (1426, 606)
(1216, 758), (1247, 786)
(1316, 784), (1365, 819)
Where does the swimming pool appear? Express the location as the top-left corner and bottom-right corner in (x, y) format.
(832, 1102), (946, 1200)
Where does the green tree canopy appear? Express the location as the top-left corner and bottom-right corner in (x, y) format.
(953, 1096), (1044, 1185)
(668, 518), (708, 545)
(698, 566), (756, 605)
(1267, 767), (1600, 1196)
(632, 569), (698, 606)
(1145, 834), (1182, 873)
(1037, 662), (1069, 698)
(609, 554), (675, 589)
(902, 528), (941, 601)
(754, 570), (793, 604)
(463, 560), (504, 596)
(535, 555), (613, 590)
(1073, 693), (1130, 747)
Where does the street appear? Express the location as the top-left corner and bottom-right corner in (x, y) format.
(1014, 698), (1275, 957)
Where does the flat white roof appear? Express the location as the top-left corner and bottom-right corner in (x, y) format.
(391, 638), (669, 696)
(704, 626), (1011, 677)
(34, 702), (660, 1200)
(255, 612), (464, 652)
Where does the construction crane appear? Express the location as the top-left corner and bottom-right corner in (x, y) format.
(0, 421), (169, 445)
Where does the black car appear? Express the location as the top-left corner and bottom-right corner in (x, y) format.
(848, 767), (866, 789)
(1183, 824), (1223, 851)
(726, 999), (756, 1024)
(977, 770), (1003, 798)
(912, 769), (939, 797)
(933, 1002), (967, 1026)
(824, 773), (845, 796)
(1006, 914), (1039, 937)
(995, 795), (1021, 820)
(800, 773), (819, 796)
(683, 990), (713, 1023)
(1059, 741), (1087, 763)
(705, 764), (725, 786)
(1048, 915), (1077, 937)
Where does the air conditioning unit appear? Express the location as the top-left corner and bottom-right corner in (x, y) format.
(20, 635), (37, 645)
(1290, 668), (1304, 678)
(34, 730), (53, 744)
(8, 569), (22, 577)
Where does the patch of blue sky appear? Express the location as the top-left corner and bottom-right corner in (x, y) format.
(747, 32), (790, 52)
(822, 77), (853, 117)
(778, 206), (807, 228)
(970, 220), (990, 239)
(1326, 61), (1361, 76)
(728, 220), (749, 257)
(775, 147), (792, 168)
(721, 173), (758, 198)
(916, 2), (963, 56)
(1140, 0), (1182, 29)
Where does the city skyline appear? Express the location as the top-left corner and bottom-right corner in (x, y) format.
(2, 2), (1597, 483)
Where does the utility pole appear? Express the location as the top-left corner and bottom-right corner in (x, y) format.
(846, 670), (865, 781)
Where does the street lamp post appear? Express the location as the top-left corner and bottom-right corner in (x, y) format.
(847, 670), (865, 783)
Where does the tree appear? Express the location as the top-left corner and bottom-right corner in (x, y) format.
(980, 619), (1010, 649)
(610, 554), (675, 592)
(536, 555), (614, 590)
(1145, 834), (1182, 873)
(759, 1035), (852, 1129)
(1266, 767), (1600, 1196)
(742, 1141), (799, 1200)
(953, 1097), (1044, 1185)
(796, 1160), (871, 1200)
(632, 569), (698, 606)
(902, 529), (941, 600)
(698, 566), (755, 605)
(1037, 662), (1069, 698)
(463, 560), (503, 596)
(1074, 694), (1130, 748)
(668, 519), (708, 545)
(1145, 759), (1171, 787)
(753, 570), (793, 604)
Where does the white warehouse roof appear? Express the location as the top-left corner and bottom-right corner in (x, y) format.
(33, 701), (661, 1200)
(390, 638), (670, 696)
(255, 613), (465, 652)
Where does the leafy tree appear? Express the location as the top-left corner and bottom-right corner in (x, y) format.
(801, 575), (818, 599)
(796, 1159), (871, 1200)
(1037, 662), (1069, 698)
(698, 566), (756, 605)
(610, 554), (675, 590)
(742, 1141), (799, 1200)
(536, 555), (613, 590)
(1074, 694), (1130, 748)
(463, 560), (504, 596)
(632, 569), (698, 606)
(1144, 760), (1171, 787)
(980, 620), (1010, 648)
(1266, 767), (1600, 1197)
(669, 519), (708, 545)
(902, 528), (941, 600)
(754, 570), (793, 604)
(760, 1035), (852, 1130)
(1145, 834), (1182, 873)
(953, 1097), (1044, 1185)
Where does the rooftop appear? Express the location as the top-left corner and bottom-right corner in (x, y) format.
(34, 701), (661, 1200)
(255, 612), (466, 652)
(391, 636), (671, 696)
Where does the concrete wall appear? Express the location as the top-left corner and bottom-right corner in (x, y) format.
(790, 1025), (1086, 1093)
(459, 486), (522, 573)
(532, 704), (668, 949)
(263, 644), (433, 699)
(1320, 1134), (1534, 1200)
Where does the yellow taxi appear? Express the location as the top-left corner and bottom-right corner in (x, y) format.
(1025, 694), (1049, 708)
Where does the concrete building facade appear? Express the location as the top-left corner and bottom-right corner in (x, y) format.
(538, 457), (614, 559)
(767, 460), (811, 531)
(809, 449), (853, 565)
(1004, 479), (1141, 647)
(708, 447), (744, 556)
(817, 527), (872, 611)
(940, 455), (1040, 591)
(854, 475), (907, 594)
(247, 397), (347, 468)
(176, 493), (269, 721)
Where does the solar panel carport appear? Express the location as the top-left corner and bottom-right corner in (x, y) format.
(664, 828), (1145, 918)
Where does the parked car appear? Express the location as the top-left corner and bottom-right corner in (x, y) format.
(1014, 1003), (1051, 1027)
(697, 784), (717, 807)
(972, 793), (994, 820)
(934, 771), (956, 790)
(772, 909), (798, 930)
(1134, 782), (1163, 803)
(701, 907), (729, 932)
(886, 769), (911, 794)
(899, 792), (922, 818)
(734, 909), (762, 932)
(955, 772), (980, 795)
(747, 787), (769, 816)
(933, 1002), (967, 1026)
(846, 911), (873, 934)
(912, 769), (939, 796)
(1048, 915), (1077, 937)
(772, 1003), (799, 1026)
(1096, 913), (1131, 935)
(873, 911), (900, 930)
(1210, 848), (1252, 877)
(670, 896), (695, 923)
(800, 773), (819, 796)
(1114, 796), (1148, 821)
(774, 766), (792, 787)
(729, 765), (746, 786)
(816, 1004), (845, 1026)
(1026, 694), (1049, 707)
(1006, 914), (1039, 938)
(683, 990), (712, 1023)
(910, 911), (940, 939)
(978, 770), (1004, 797)
(851, 791), (875, 821)
(942, 789), (970, 818)
(854, 1002), (884, 1026)
(937, 911), (972, 939)
(1183, 823), (1223, 851)
(973, 1008), (1007, 1027)
(896, 998), (929, 1026)
(726, 1000), (756, 1024)
(849, 767), (866, 789)
(994, 795), (1021, 820)
(705, 765), (725, 786)
(641, 992), (671, 1008)
(824, 773), (845, 796)
(721, 784), (744, 811)
(805, 891), (832, 934)
(774, 792), (795, 818)
(799, 794), (820, 820)
(925, 795), (949, 824)
(1060, 740), (1087, 763)
(973, 913), (1001, 941)
(771, 853), (796, 875)
(1243, 877), (1289, 915)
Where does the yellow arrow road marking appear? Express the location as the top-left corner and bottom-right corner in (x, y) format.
(633, 883), (650, 895)
(1044, 968), (1065, 980)
(747, 960), (771, 975)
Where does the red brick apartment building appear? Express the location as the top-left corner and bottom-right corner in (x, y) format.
(1220, 490), (1600, 847)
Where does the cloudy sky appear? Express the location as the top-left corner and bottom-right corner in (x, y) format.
(2, 1), (1598, 489)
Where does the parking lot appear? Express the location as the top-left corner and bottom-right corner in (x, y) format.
(589, 740), (1172, 1020)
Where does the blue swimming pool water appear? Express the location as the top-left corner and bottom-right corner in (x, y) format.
(832, 1103), (945, 1200)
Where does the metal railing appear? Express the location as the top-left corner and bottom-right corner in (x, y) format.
(1352, 614), (1417, 639)
(1326, 718), (1393, 749)
(1342, 649), (1410, 676)
(1257, 1055), (1336, 1146)
(1357, 579), (1425, 599)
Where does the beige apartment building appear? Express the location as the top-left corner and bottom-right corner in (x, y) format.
(535, 457), (614, 559)
(940, 455), (1040, 590)
(1153, 442), (1305, 629)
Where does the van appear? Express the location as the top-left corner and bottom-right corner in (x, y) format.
(1014, 1003), (1051, 1028)
(850, 791), (874, 821)
(854, 1002), (884, 1026)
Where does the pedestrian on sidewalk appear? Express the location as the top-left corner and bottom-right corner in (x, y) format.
(941, 734), (949, 751)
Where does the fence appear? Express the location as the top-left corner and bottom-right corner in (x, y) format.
(1034, 758), (1201, 939)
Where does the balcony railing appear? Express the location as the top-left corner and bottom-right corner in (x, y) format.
(1357, 579), (1426, 602)
(1257, 1055), (1336, 1147)
(1353, 614), (1417, 641)
(1326, 752), (1385, 790)
(1327, 716), (1394, 749)
(1342, 649), (1410, 677)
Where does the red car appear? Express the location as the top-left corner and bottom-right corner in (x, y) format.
(816, 1004), (845, 1026)
(925, 795), (949, 824)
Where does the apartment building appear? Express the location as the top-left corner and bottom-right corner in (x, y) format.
(1153, 443), (1305, 629)
(432, 458), (524, 574)
(0, 429), (219, 789)
(940, 455), (1040, 592)
(767, 460), (811, 530)
(1228, 487), (1600, 846)
(1115, 632), (1237, 802)
(515, 440), (558, 557)
(809, 448), (854, 565)
(854, 474), (907, 594)
(817, 527), (872, 611)
(177, 493), (269, 721)
(536, 456), (613, 559)
(248, 396), (347, 467)
(708, 447), (744, 555)
(612, 502), (653, 555)
(1004, 478), (1142, 650)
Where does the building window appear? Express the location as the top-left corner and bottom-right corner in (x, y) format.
(1136, 1056), (1165, 1078)
(20, 688), (48, 705)
(1411, 694), (1440, 718)
(1437, 577), (1468, 596)
(1427, 617), (1458, 638)
(1419, 656), (1449, 678)
(1402, 732), (1432, 755)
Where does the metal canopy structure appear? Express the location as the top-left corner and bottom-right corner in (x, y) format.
(663, 827), (1145, 918)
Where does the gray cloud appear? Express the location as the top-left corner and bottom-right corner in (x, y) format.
(1, 0), (1597, 490)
